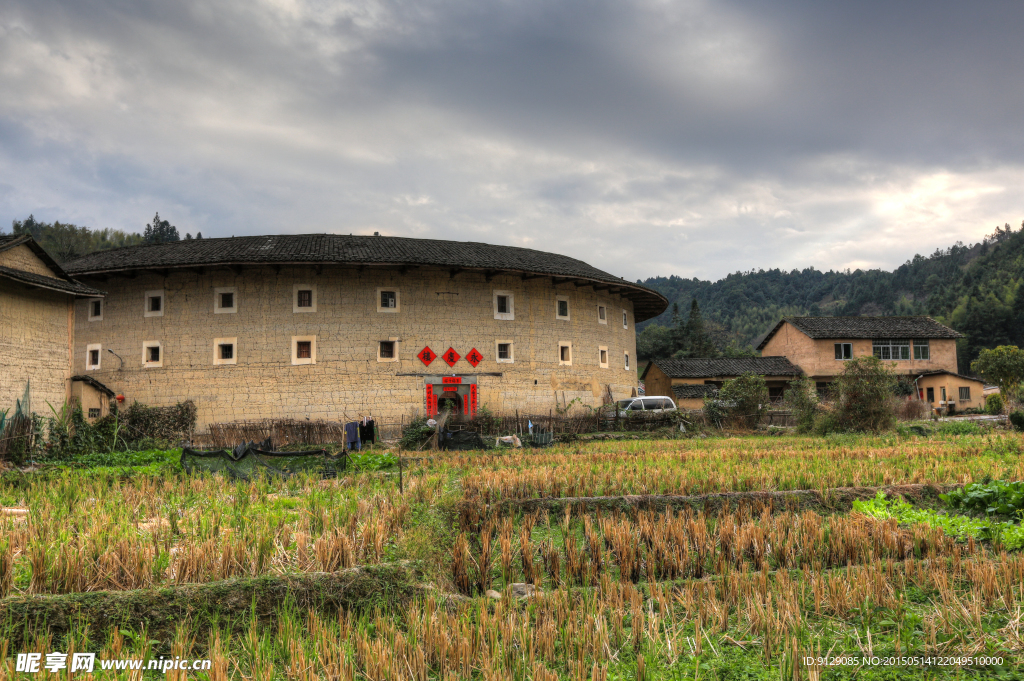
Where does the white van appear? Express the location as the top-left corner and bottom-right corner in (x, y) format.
(611, 396), (677, 417)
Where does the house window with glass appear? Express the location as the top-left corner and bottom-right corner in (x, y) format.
(872, 339), (910, 360)
(379, 341), (395, 358)
(913, 340), (930, 360)
(556, 297), (570, 320)
(959, 386), (971, 401)
(497, 342), (513, 363)
(834, 343), (852, 360)
(88, 299), (103, 321)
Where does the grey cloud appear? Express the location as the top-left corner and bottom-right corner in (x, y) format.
(1, 0), (1023, 281)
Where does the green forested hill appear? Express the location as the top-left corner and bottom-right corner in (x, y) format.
(638, 222), (1024, 370)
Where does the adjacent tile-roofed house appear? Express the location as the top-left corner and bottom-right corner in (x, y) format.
(1, 235), (105, 413)
(644, 357), (803, 379)
(758, 315), (965, 381)
(642, 356), (803, 407)
(757, 316), (962, 350)
(0, 235), (103, 297)
(63, 234), (669, 321)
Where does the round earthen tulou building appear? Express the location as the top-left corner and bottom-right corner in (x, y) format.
(63, 234), (668, 429)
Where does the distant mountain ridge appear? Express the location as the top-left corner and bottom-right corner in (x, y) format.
(638, 222), (1024, 369)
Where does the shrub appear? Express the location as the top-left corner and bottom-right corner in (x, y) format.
(1010, 411), (1024, 431)
(815, 356), (898, 433)
(702, 398), (727, 428)
(782, 376), (819, 433)
(986, 393), (1004, 415)
(718, 373), (768, 428)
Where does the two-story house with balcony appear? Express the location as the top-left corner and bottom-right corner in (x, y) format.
(757, 316), (985, 411)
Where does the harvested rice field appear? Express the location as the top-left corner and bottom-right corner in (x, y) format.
(3, 431), (1024, 679)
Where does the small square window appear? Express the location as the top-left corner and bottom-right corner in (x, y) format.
(293, 285), (317, 313)
(213, 337), (237, 365)
(86, 343), (102, 370)
(558, 342), (572, 365)
(376, 288), (400, 313)
(88, 299), (103, 321)
(292, 336), (316, 364)
(493, 291), (514, 320)
(599, 346), (609, 368)
(598, 305), (606, 322)
(379, 341), (395, 358)
(959, 386), (971, 401)
(142, 341), (163, 367)
(214, 287), (238, 314)
(496, 340), (514, 363)
(557, 299), (569, 319)
(834, 343), (852, 360)
(144, 290), (164, 317)
(87, 408), (101, 419)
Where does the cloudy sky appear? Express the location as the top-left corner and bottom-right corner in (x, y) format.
(1, 0), (1023, 281)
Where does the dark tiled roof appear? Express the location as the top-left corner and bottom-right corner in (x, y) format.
(0, 235), (22, 247)
(0, 265), (104, 297)
(71, 375), (116, 397)
(672, 384), (720, 399)
(913, 369), (984, 383)
(651, 356), (803, 378)
(757, 316), (963, 350)
(63, 234), (668, 321)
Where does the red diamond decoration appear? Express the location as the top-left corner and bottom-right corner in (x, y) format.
(442, 347), (461, 367)
(417, 346), (436, 366)
(465, 348), (483, 368)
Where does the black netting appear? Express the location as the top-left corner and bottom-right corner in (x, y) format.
(181, 441), (345, 480)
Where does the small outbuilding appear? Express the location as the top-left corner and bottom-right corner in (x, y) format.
(912, 370), (987, 413)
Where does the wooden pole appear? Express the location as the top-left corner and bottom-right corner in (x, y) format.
(398, 447), (404, 495)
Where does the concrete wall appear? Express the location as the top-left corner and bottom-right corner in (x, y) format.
(760, 322), (959, 377)
(0, 278), (72, 412)
(74, 266), (639, 428)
